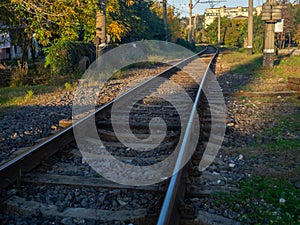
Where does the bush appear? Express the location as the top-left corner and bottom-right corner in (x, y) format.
(176, 38), (196, 51)
(44, 41), (96, 76)
(10, 61), (28, 87)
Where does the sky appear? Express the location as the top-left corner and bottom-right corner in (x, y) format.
(169, 0), (264, 16)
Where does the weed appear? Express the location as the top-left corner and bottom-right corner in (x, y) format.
(64, 82), (72, 91)
(25, 90), (34, 100)
(10, 61), (28, 87)
(212, 176), (300, 224)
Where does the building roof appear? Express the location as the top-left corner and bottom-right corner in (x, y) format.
(232, 15), (248, 20)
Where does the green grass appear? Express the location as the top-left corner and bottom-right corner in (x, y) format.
(222, 48), (300, 78)
(221, 49), (263, 75)
(0, 85), (62, 107)
(264, 113), (300, 141)
(272, 55), (300, 80)
(251, 106), (300, 157)
(215, 49), (300, 223)
(212, 176), (300, 224)
(221, 48), (300, 91)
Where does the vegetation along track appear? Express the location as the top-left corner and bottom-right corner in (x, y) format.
(0, 46), (224, 225)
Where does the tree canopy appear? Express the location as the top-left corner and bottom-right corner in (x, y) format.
(0, 0), (183, 46)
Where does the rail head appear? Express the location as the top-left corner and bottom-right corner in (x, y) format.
(157, 46), (219, 225)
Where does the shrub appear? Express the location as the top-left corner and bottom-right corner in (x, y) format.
(176, 38), (196, 51)
(10, 61), (28, 87)
(44, 41), (96, 76)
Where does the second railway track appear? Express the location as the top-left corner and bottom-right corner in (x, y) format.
(0, 45), (226, 225)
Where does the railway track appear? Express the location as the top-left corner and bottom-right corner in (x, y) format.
(0, 45), (226, 224)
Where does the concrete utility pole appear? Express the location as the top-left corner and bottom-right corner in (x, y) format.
(218, 10), (221, 44)
(94, 0), (107, 58)
(261, 0), (282, 68)
(189, 0), (193, 42)
(247, 0), (253, 55)
(163, 0), (168, 42)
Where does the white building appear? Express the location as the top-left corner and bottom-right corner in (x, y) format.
(0, 29), (23, 61)
(204, 5), (263, 27)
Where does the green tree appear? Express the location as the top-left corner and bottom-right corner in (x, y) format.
(205, 17), (231, 45)
(0, 0), (97, 67)
(204, 15), (263, 52)
(106, 0), (183, 43)
(150, 3), (184, 42)
(225, 18), (247, 47)
(252, 15), (264, 53)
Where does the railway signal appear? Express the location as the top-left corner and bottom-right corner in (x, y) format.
(261, 0), (282, 68)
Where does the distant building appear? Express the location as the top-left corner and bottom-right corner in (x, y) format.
(0, 26), (23, 61)
(204, 5), (263, 27)
(0, 29), (11, 60)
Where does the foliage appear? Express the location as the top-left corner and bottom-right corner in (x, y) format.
(276, 1), (300, 48)
(205, 17), (232, 45)
(44, 40), (95, 75)
(106, 0), (183, 43)
(205, 15), (263, 52)
(10, 61), (28, 87)
(25, 90), (34, 100)
(0, 0), (184, 49)
(64, 82), (72, 91)
(252, 15), (265, 53)
(224, 18), (247, 47)
(0, 0), (98, 78)
(0, 0), (98, 46)
(212, 177), (300, 224)
(150, 3), (184, 42)
(176, 38), (196, 51)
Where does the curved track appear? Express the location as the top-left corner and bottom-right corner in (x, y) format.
(0, 46), (222, 225)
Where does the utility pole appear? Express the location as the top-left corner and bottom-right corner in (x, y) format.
(189, 0), (226, 43)
(163, 0), (168, 42)
(189, 0), (193, 42)
(247, 0), (253, 55)
(207, 1), (226, 45)
(261, 0), (282, 68)
(218, 10), (221, 44)
(94, 0), (107, 59)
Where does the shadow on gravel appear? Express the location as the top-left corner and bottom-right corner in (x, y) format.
(0, 105), (71, 162)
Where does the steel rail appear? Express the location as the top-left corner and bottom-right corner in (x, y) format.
(157, 46), (219, 225)
(0, 47), (208, 189)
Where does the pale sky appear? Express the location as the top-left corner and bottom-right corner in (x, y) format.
(169, 0), (264, 16)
